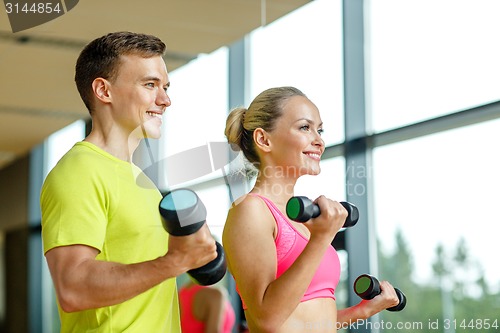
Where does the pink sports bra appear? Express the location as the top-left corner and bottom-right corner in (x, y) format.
(237, 194), (341, 309)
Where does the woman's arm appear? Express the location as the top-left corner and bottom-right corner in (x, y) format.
(223, 195), (346, 333)
(337, 280), (400, 325)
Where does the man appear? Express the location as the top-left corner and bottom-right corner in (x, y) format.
(41, 31), (217, 332)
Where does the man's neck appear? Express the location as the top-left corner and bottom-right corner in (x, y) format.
(84, 129), (140, 162)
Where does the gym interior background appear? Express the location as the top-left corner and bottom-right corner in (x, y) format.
(1, 0), (500, 332)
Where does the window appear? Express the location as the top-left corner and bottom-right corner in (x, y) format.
(192, 183), (231, 242)
(368, 0), (500, 132)
(373, 119), (500, 324)
(295, 157), (346, 201)
(159, 47), (229, 192)
(45, 120), (85, 174)
(249, 0), (344, 146)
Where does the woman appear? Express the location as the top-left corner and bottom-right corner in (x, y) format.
(222, 86), (399, 332)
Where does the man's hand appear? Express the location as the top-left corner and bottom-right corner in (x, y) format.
(165, 223), (218, 272)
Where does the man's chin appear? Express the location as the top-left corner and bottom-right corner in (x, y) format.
(145, 130), (161, 139)
(130, 125), (162, 141)
(141, 123), (162, 139)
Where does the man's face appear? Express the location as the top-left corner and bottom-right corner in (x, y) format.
(108, 54), (171, 140)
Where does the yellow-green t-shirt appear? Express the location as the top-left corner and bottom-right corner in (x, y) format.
(41, 141), (180, 333)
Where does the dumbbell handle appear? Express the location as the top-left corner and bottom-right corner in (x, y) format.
(354, 274), (407, 312)
(286, 196), (359, 227)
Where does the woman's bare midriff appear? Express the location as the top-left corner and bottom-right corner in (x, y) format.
(247, 298), (338, 333)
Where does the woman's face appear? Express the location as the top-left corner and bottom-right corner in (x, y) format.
(265, 95), (325, 177)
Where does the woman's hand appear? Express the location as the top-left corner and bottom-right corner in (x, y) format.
(360, 280), (401, 317)
(304, 195), (347, 243)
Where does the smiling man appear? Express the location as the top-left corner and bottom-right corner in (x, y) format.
(40, 31), (218, 332)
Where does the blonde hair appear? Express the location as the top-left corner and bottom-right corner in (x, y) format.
(225, 86), (306, 165)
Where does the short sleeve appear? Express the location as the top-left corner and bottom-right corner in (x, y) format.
(41, 156), (110, 254)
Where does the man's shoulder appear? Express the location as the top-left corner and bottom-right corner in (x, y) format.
(51, 142), (116, 174)
(43, 142), (114, 188)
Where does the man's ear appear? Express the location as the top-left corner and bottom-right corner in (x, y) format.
(92, 78), (112, 104)
(253, 128), (272, 153)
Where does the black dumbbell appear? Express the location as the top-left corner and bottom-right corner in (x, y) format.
(159, 188), (227, 286)
(286, 196), (359, 227)
(354, 274), (407, 312)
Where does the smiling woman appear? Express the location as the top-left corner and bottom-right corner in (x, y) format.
(222, 86), (399, 333)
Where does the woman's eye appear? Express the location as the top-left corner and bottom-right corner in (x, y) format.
(318, 128), (324, 136)
(300, 125), (310, 131)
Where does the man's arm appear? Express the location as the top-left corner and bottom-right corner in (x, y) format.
(45, 224), (217, 312)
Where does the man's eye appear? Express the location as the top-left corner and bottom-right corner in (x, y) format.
(146, 83), (155, 88)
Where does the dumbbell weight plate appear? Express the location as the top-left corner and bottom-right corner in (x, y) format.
(159, 189), (206, 236)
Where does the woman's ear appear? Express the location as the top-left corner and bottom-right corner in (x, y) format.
(253, 128), (272, 153)
(92, 78), (112, 104)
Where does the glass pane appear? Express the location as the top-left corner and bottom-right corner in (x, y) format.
(373, 119), (500, 329)
(295, 157), (346, 202)
(369, 0), (500, 132)
(46, 120), (85, 175)
(159, 47), (229, 188)
(192, 183), (230, 243)
(249, 0), (344, 146)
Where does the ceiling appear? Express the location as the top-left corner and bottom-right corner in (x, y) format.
(0, 0), (311, 170)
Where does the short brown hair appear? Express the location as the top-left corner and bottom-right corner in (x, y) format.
(75, 31), (166, 112)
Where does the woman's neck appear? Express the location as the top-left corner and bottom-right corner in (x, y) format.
(251, 170), (298, 207)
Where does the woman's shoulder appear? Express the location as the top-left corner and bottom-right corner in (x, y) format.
(228, 193), (269, 218)
(224, 193), (275, 235)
